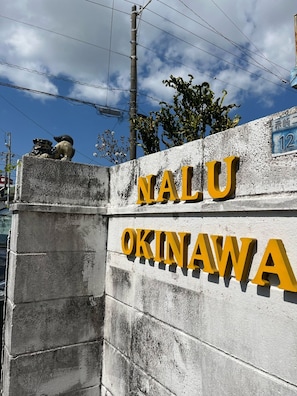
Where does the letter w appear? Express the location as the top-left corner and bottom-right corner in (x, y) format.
(211, 236), (256, 281)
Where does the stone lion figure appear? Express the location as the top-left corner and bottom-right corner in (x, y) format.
(29, 135), (75, 161)
(52, 135), (75, 161)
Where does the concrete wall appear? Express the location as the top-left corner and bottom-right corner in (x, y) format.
(3, 106), (297, 396)
(103, 106), (297, 396)
(2, 157), (109, 395)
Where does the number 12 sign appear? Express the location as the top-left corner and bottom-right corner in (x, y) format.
(272, 113), (297, 156)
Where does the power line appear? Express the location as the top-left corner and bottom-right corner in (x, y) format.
(137, 43), (244, 93)
(209, 0), (287, 77)
(85, 0), (130, 15)
(0, 60), (130, 93)
(1, 5), (290, 92)
(155, 0), (289, 83)
(150, 2), (289, 83)
(106, 0), (115, 106)
(1, 2), (294, 113)
(123, 0), (146, 7)
(0, 13), (130, 59)
(0, 55), (190, 107)
(0, 92), (101, 165)
(0, 80), (128, 114)
(139, 18), (291, 91)
(175, 0), (290, 77)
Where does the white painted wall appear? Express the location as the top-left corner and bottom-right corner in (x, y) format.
(3, 106), (297, 396)
(103, 106), (297, 396)
(2, 157), (109, 396)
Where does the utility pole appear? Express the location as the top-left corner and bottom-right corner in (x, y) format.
(290, 14), (297, 89)
(295, 14), (297, 65)
(130, 5), (137, 160)
(4, 132), (12, 206)
(129, 1), (152, 160)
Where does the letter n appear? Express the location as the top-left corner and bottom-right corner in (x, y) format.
(136, 175), (156, 204)
(164, 231), (190, 268)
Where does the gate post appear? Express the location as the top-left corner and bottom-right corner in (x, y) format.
(2, 156), (109, 395)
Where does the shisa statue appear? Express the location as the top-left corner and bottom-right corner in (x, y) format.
(29, 138), (53, 158)
(29, 135), (75, 161)
(52, 135), (75, 161)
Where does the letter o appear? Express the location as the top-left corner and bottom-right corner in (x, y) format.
(121, 228), (137, 255)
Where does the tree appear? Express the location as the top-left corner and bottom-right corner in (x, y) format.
(93, 129), (129, 165)
(95, 74), (240, 163)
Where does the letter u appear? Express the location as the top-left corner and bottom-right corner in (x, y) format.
(206, 156), (239, 199)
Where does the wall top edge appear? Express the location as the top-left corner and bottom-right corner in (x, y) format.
(107, 194), (297, 216)
(10, 203), (107, 215)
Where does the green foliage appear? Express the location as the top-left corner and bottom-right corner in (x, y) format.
(132, 115), (160, 155)
(0, 162), (18, 177)
(95, 75), (241, 163)
(134, 75), (240, 154)
(3, 163), (18, 173)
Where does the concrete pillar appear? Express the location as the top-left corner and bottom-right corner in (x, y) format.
(2, 156), (109, 395)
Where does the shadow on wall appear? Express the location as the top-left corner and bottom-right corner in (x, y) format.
(128, 253), (297, 305)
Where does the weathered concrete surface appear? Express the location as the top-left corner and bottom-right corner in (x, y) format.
(4, 107), (297, 396)
(5, 295), (104, 355)
(2, 342), (102, 395)
(7, 250), (105, 303)
(2, 158), (108, 395)
(103, 107), (297, 395)
(108, 106), (297, 213)
(15, 155), (109, 206)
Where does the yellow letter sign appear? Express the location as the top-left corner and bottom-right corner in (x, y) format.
(206, 156), (239, 199)
(252, 239), (297, 292)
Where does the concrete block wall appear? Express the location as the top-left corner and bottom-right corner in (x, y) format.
(103, 106), (297, 395)
(3, 106), (297, 396)
(2, 156), (109, 395)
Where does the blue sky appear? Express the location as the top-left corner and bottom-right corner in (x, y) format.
(0, 0), (296, 177)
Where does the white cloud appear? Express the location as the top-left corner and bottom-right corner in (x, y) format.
(0, 0), (295, 111)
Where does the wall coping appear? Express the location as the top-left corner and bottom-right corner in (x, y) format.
(10, 203), (107, 215)
(106, 193), (297, 216)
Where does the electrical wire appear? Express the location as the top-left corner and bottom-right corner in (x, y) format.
(147, 8), (274, 75)
(0, 13), (129, 59)
(175, 0), (290, 78)
(139, 18), (290, 91)
(84, 0), (130, 16)
(123, 0), (146, 7)
(0, 80), (128, 114)
(85, 0), (293, 99)
(0, 91), (102, 164)
(137, 43), (244, 93)
(154, 0), (290, 85)
(106, 0), (115, 105)
(1, 4), (290, 92)
(150, 2), (289, 83)
(86, 0), (295, 85)
(0, 60), (130, 93)
(0, 59), (159, 106)
(1, 0), (295, 117)
(209, 0), (287, 77)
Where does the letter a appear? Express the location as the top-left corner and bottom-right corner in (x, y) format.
(252, 239), (297, 292)
(156, 171), (180, 203)
(188, 233), (218, 274)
